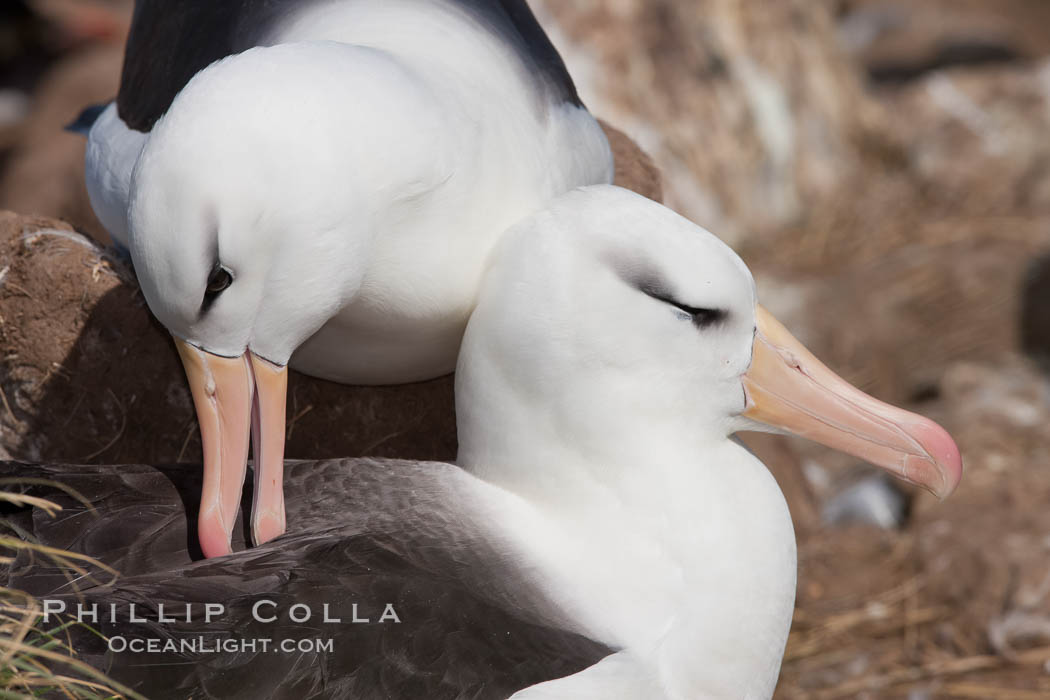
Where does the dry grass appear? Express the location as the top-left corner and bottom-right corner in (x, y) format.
(770, 356), (1050, 698)
(0, 486), (143, 700)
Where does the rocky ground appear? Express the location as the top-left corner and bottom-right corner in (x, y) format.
(2, 0), (1050, 697)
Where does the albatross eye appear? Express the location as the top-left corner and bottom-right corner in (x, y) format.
(205, 265), (234, 298)
(641, 285), (727, 330)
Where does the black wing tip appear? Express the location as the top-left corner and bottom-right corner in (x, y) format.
(64, 102), (110, 136)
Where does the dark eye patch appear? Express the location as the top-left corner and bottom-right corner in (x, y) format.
(607, 254), (729, 330)
(640, 283), (728, 329)
(201, 264), (233, 312)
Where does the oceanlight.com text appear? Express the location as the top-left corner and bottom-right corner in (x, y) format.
(108, 636), (336, 654)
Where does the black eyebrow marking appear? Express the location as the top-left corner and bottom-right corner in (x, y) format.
(606, 253), (728, 329)
(639, 283), (728, 330)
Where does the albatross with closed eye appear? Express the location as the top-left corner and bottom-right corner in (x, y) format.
(84, 0), (613, 557)
(6, 186), (961, 699)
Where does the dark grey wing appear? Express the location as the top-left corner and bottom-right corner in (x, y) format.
(1, 460), (613, 699)
(50, 532), (609, 700)
(4, 462), (211, 591)
(65, 103), (111, 135)
(117, 0), (303, 131)
(455, 0), (582, 107)
(117, 0), (580, 132)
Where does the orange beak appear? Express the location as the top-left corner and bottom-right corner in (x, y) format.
(174, 339), (288, 558)
(743, 306), (962, 499)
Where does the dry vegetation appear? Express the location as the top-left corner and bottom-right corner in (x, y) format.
(0, 484), (137, 699)
(1, 0), (1050, 697)
(535, 0), (1050, 696)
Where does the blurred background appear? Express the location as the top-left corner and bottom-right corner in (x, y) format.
(2, 0), (1050, 697)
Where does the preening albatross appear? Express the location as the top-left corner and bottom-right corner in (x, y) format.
(6, 187), (961, 699)
(84, 0), (613, 557)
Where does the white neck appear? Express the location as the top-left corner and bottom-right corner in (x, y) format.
(457, 378), (798, 698)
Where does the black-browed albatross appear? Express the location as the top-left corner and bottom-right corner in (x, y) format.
(83, 0), (614, 558)
(5, 186), (961, 699)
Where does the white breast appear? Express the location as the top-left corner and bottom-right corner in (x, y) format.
(470, 439), (797, 699)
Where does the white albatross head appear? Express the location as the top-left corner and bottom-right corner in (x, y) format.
(457, 184), (962, 503)
(126, 43), (447, 557)
(455, 184), (961, 696)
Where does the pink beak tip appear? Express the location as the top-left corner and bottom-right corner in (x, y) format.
(198, 514), (234, 559)
(912, 417), (964, 500)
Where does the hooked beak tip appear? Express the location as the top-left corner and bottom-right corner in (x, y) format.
(742, 305), (963, 500)
(173, 338), (290, 557)
(906, 416), (963, 500)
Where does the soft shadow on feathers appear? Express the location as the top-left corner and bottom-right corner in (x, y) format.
(2, 460), (612, 700)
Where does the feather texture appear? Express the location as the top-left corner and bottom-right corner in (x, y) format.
(2, 460), (612, 699)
